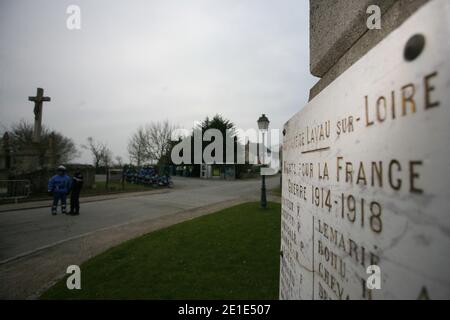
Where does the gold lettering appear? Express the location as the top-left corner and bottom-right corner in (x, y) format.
(356, 161), (367, 185)
(388, 160), (402, 190)
(409, 161), (423, 194)
(401, 84), (416, 116)
(376, 96), (387, 122)
(365, 95), (374, 127)
(371, 161), (383, 187)
(424, 72), (439, 109)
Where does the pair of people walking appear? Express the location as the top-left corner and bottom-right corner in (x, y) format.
(47, 165), (84, 215)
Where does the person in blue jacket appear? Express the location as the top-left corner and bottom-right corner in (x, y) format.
(48, 165), (72, 215)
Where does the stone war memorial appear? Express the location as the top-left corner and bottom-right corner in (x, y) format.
(280, 0), (450, 299)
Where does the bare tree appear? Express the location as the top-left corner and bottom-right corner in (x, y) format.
(83, 137), (113, 169)
(9, 120), (79, 163)
(114, 156), (124, 167)
(127, 121), (176, 166)
(144, 120), (176, 164)
(127, 126), (148, 166)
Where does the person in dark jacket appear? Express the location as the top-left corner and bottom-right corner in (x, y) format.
(48, 165), (72, 215)
(69, 170), (84, 215)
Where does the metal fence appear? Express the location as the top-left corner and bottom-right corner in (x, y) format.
(0, 180), (31, 202)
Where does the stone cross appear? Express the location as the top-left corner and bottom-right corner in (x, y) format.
(28, 88), (51, 143)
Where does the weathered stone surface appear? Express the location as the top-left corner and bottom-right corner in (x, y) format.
(282, 0), (450, 299)
(310, 0), (397, 78)
(309, 0), (430, 100)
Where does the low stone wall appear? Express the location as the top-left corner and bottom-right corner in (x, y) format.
(9, 164), (95, 195)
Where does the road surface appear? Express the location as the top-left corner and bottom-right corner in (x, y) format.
(0, 176), (279, 264)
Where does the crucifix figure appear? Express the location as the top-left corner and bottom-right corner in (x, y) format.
(28, 88), (51, 143)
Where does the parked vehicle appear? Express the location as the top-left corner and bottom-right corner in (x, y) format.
(157, 175), (173, 188)
(124, 167), (137, 184)
(123, 165), (173, 188)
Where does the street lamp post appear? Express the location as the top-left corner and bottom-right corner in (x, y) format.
(257, 114), (270, 209)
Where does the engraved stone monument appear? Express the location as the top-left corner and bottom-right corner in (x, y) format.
(280, 0), (450, 299)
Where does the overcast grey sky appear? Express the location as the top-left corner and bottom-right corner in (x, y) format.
(0, 0), (317, 164)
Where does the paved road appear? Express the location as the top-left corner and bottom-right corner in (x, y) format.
(0, 176), (279, 264)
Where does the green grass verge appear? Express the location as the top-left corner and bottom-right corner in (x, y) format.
(41, 202), (281, 300)
(270, 186), (281, 197)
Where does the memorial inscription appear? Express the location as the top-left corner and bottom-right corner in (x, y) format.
(280, 0), (450, 300)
